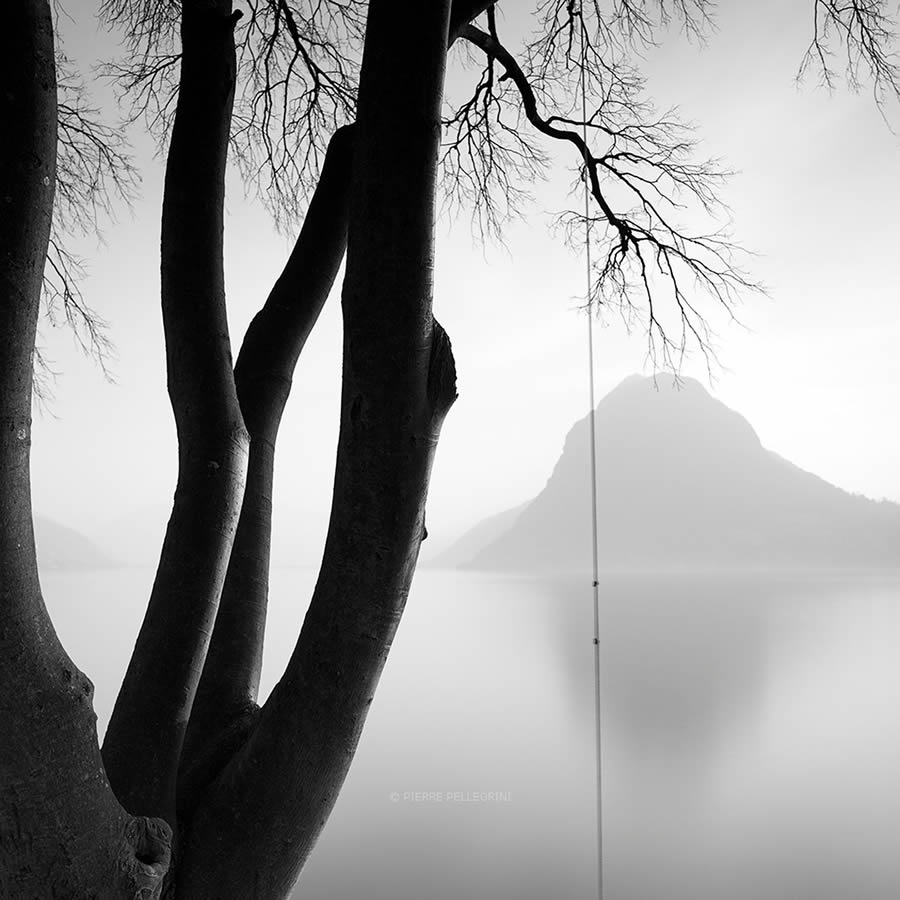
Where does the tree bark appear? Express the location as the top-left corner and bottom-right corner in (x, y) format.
(0, 3), (171, 896)
(174, 0), (456, 895)
(102, 0), (249, 826)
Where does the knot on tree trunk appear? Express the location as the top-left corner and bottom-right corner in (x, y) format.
(118, 815), (172, 897)
(427, 317), (457, 421)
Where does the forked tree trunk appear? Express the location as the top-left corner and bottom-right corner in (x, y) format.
(0, 3), (171, 896)
(178, 3), (492, 817)
(2, 0), (480, 894)
(174, 0), (456, 895)
(177, 126), (356, 820)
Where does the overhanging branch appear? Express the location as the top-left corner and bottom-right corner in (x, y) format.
(461, 19), (760, 369)
(461, 23), (628, 247)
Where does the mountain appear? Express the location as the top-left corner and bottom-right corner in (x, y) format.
(459, 375), (900, 572)
(34, 515), (116, 570)
(424, 503), (529, 568)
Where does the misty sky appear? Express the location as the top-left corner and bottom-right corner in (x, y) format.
(32, 1), (900, 561)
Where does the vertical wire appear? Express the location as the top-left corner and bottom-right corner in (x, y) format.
(579, 11), (604, 900)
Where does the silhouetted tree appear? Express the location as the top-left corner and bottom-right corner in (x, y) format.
(9, 0), (879, 896)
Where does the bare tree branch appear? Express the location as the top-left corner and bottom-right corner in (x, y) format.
(102, 0), (496, 231)
(441, 48), (550, 239)
(102, 0), (363, 226)
(461, 14), (759, 370)
(800, 0), (900, 105)
(450, 0), (496, 41)
(40, 41), (139, 380)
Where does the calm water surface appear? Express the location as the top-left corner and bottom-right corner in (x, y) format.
(42, 568), (900, 899)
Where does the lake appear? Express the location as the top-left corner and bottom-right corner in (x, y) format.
(41, 567), (900, 899)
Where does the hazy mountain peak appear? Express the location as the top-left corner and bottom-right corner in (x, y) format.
(560, 374), (762, 480)
(609, 372), (702, 392)
(448, 375), (900, 573)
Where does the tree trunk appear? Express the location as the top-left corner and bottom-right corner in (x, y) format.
(102, 0), (249, 826)
(173, 0), (456, 895)
(0, 3), (171, 896)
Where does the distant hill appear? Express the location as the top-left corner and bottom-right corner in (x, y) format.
(34, 515), (115, 571)
(456, 375), (900, 572)
(94, 502), (329, 568)
(426, 503), (529, 568)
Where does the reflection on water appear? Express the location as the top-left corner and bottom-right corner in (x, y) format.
(545, 573), (900, 900)
(41, 568), (900, 899)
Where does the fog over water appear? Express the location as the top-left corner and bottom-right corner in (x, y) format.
(42, 567), (900, 899)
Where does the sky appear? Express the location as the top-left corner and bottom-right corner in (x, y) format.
(32, 1), (900, 565)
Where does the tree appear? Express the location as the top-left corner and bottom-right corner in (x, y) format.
(3, 0), (892, 897)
